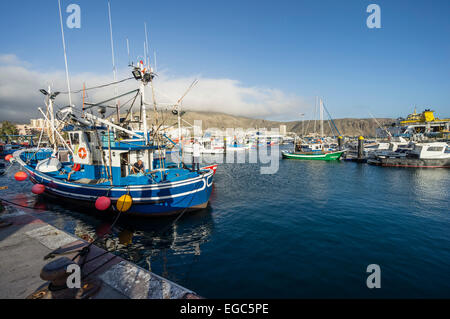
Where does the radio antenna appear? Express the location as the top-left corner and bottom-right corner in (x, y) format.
(107, 0), (119, 122)
(126, 37), (131, 66)
(144, 23), (150, 68)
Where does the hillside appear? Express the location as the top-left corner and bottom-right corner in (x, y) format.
(141, 110), (393, 137)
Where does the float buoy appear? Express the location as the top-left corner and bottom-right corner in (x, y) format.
(95, 196), (111, 211)
(31, 184), (45, 195)
(116, 194), (132, 212)
(5, 154), (13, 162)
(14, 171), (28, 181)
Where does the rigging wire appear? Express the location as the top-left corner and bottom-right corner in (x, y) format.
(82, 89), (139, 111)
(322, 102), (341, 136)
(59, 77), (134, 95)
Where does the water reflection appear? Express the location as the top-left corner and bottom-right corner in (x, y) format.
(70, 207), (214, 278)
(48, 198), (213, 266)
(1, 166), (214, 280)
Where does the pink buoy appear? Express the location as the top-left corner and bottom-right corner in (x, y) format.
(31, 184), (45, 195)
(14, 171), (28, 181)
(5, 154), (13, 162)
(95, 196), (111, 211)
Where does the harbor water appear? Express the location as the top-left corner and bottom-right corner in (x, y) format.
(1, 146), (449, 298)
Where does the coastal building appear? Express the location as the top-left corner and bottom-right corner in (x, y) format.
(30, 118), (46, 129)
(16, 124), (31, 136)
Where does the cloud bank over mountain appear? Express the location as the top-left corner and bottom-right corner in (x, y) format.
(0, 54), (308, 123)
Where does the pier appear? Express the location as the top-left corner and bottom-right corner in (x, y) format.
(0, 207), (199, 299)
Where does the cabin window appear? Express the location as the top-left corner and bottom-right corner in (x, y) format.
(427, 147), (443, 152)
(70, 132), (80, 145)
(85, 133), (91, 143)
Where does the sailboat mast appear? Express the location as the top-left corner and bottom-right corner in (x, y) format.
(320, 98), (324, 137)
(57, 0), (72, 110)
(313, 96), (317, 134)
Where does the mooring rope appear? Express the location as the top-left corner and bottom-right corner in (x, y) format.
(0, 197), (41, 210)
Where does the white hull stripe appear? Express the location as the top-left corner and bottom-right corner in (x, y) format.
(14, 149), (213, 191)
(44, 178), (207, 202)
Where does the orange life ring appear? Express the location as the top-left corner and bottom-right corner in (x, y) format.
(78, 147), (87, 159)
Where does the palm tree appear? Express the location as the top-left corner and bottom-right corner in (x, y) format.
(0, 121), (18, 141)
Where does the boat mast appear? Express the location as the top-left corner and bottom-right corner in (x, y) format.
(320, 98), (324, 138)
(139, 61), (149, 144)
(107, 0), (120, 123)
(178, 107), (182, 167)
(47, 86), (56, 151)
(313, 96), (317, 135)
(58, 0), (73, 111)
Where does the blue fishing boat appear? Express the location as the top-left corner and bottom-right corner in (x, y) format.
(12, 61), (214, 217)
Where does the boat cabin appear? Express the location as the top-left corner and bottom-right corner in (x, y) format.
(29, 126), (181, 186)
(410, 142), (450, 159)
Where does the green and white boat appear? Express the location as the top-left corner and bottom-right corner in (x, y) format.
(283, 97), (345, 161)
(282, 150), (344, 161)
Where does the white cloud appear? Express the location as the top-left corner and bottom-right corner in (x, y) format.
(0, 54), (307, 123)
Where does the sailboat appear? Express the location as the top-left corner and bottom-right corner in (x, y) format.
(281, 98), (345, 161)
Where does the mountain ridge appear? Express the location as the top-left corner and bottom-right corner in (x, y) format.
(149, 110), (393, 137)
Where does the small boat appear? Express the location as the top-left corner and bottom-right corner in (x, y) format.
(183, 136), (224, 154)
(282, 149), (345, 161)
(1, 144), (22, 158)
(226, 144), (247, 152)
(225, 136), (248, 151)
(367, 142), (450, 168)
(282, 137), (345, 161)
(282, 97), (345, 161)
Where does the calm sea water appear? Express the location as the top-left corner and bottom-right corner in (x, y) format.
(1, 147), (449, 298)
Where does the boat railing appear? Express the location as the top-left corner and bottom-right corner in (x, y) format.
(20, 148), (53, 163)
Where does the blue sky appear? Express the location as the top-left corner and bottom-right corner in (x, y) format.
(0, 0), (449, 122)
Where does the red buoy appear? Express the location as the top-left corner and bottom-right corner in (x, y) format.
(14, 171), (28, 181)
(95, 196), (111, 211)
(5, 154), (13, 162)
(31, 184), (45, 195)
